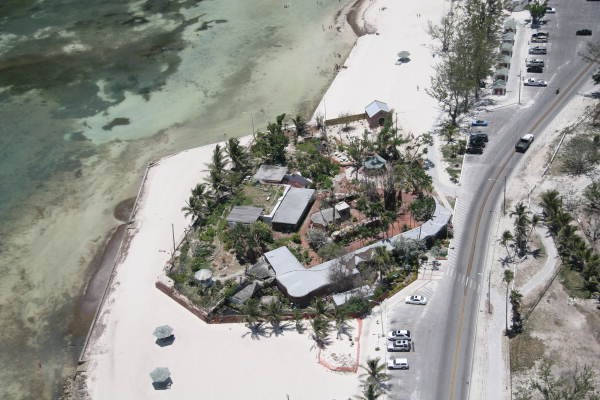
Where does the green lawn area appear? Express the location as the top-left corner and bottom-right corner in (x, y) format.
(242, 184), (285, 214)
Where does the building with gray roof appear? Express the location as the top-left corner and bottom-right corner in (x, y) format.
(253, 164), (288, 184)
(365, 100), (391, 127)
(226, 206), (263, 226)
(264, 246), (359, 305)
(271, 187), (315, 232)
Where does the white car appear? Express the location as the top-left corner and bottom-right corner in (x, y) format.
(388, 329), (411, 340)
(388, 358), (409, 370)
(387, 339), (411, 352)
(405, 295), (428, 305)
(545, 7), (556, 13)
(524, 78), (548, 87)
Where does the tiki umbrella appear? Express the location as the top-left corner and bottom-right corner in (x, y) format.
(397, 51), (410, 58)
(193, 268), (213, 283)
(153, 325), (174, 340)
(150, 367), (171, 384)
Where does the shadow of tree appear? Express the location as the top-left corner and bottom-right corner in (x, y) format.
(242, 322), (269, 340)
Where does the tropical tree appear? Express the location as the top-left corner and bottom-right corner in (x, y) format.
(292, 308), (305, 333)
(251, 113), (289, 164)
(359, 357), (390, 392)
(226, 221), (273, 263)
(310, 297), (331, 319)
(205, 144), (230, 201)
(503, 269), (514, 335)
(510, 202), (531, 257)
(540, 190), (562, 233)
(499, 230), (514, 263)
(583, 180), (600, 213)
(333, 307), (350, 339)
(225, 137), (250, 175)
(291, 114), (307, 142)
(243, 298), (263, 333)
(392, 237), (425, 270)
(181, 183), (213, 225)
(509, 289), (523, 336)
(310, 316), (330, 348)
(373, 246), (392, 283)
(355, 382), (383, 400)
(262, 299), (284, 333)
(345, 137), (368, 179)
(527, 0), (548, 26)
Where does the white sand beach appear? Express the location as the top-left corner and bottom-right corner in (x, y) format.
(84, 0), (449, 398)
(313, 0), (447, 135)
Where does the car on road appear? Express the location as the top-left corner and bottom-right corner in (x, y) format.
(545, 6), (556, 13)
(388, 358), (409, 370)
(388, 329), (411, 340)
(531, 36), (548, 43)
(531, 32), (549, 38)
(387, 339), (411, 352)
(524, 78), (548, 87)
(527, 65), (544, 73)
(515, 134), (534, 152)
(529, 46), (547, 55)
(576, 29), (592, 36)
(405, 295), (428, 305)
(471, 119), (488, 127)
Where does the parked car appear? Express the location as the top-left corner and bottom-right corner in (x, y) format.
(388, 358), (409, 370)
(515, 134), (534, 152)
(527, 65), (544, 73)
(387, 339), (411, 352)
(576, 29), (592, 36)
(529, 46), (547, 55)
(471, 119), (488, 127)
(469, 133), (488, 147)
(388, 329), (411, 340)
(531, 32), (549, 38)
(531, 36), (548, 43)
(524, 78), (548, 87)
(526, 58), (545, 67)
(545, 6), (556, 13)
(466, 145), (484, 154)
(405, 295), (428, 305)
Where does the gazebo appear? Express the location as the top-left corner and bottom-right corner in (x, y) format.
(500, 42), (513, 56)
(194, 268), (213, 286)
(362, 154), (387, 175)
(153, 325), (175, 346)
(494, 68), (509, 81)
(365, 100), (391, 127)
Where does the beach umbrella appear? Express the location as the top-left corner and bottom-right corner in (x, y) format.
(397, 51), (410, 58)
(153, 325), (174, 340)
(150, 367), (171, 383)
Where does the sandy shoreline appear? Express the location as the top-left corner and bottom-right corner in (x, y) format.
(81, 0), (448, 398)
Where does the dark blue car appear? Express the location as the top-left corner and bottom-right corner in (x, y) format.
(471, 119), (488, 127)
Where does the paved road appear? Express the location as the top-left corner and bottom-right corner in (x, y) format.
(386, 2), (600, 400)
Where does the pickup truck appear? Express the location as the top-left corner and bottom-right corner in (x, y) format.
(515, 134), (534, 152)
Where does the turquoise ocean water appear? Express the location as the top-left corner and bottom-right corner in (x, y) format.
(0, 0), (355, 398)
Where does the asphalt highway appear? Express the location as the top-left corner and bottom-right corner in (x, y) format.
(387, 2), (600, 399)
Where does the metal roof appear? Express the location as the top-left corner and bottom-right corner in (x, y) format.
(365, 100), (391, 118)
(272, 187), (315, 226)
(253, 164), (288, 183)
(310, 207), (341, 226)
(226, 206), (263, 224)
(264, 247), (359, 299)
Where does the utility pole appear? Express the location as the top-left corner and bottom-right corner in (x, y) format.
(503, 176), (507, 215)
(518, 70), (522, 105)
(171, 223), (176, 256)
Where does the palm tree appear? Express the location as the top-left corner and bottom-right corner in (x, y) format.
(333, 308), (350, 339)
(359, 357), (390, 392)
(262, 299), (284, 333)
(291, 114), (307, 143)
(373, 246), (391, 283)
(310, 316), (330, 348)
(539, 190), (562, 234)
(499, 230), (514, 263)
(292, 308), (305, 333)
(225, 138), (249, 174)
(181, 183), (212, 224)
(310, 298), (331, 319)
(509, 289), (524, 335)
(242, 298), (263, 333)
(205, 144), (230, 201)
(510, 202), (531, 257)
(503, 269), (514, 335)
(355, 382), (383, 400)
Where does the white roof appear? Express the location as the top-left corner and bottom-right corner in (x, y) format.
(365, 100), (391, 118)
